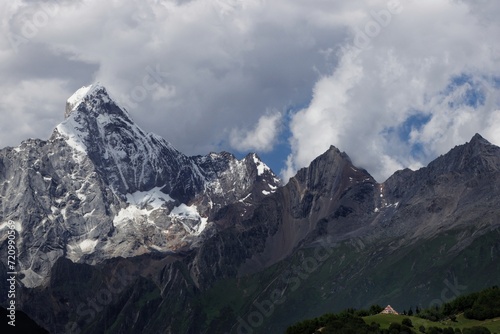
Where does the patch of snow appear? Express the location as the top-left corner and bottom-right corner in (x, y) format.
(127, 187), (174, 209)
(262, 190), (271, 195)
(253, 153), (271, 176)
(195, 217), (208, 235)
(96, 113), (112, 125)
(12, 220), (22, 233)
(374, 208), (379, 213)
(171, 203), (199, 217)
(239, 193), (252, 203)
(56, 121), (88, 162)
(66, 83), (106, 112)
(67, 85), (93, 111)
(84, 209), (96, 218)
(79, 239), (98, 253)
(170, 203), (209, 235)
(113, 205), (149, 225)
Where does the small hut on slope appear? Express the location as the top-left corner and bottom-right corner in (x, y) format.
(380, 305), (399, 315)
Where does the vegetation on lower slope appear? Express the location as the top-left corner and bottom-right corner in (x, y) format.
(417, 286), (500, 322)
(196, 228), (500, 333)
(286, 312), (500, 334)
(365, 314), (500, 334)
(286, 286), (500, 334)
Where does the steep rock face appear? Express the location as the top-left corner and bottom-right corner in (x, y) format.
(379, 133), (500, 241)
(0, 84), (280, 288)
(0, 135), (115, 287)
(184, 135), (500, 289)
(235, 146), (377, 274)
(56, 84), (203, 199)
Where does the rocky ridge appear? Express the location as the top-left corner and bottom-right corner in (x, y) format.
(0, 84), (280, 288)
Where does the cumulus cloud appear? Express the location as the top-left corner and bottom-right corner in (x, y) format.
(0, 0), (499, 183)
(0, 0), (346, 157)
(229, 111), (282, 152)
(282, 0), (500, 182)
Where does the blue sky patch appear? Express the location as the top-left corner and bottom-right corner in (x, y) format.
(381, 112), (432, 159)
(445, 74), (486, 109)
(398, 113), (432, 142)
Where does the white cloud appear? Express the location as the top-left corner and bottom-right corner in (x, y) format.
(0, 0), (499, 182)
(230, 111), (282, 152)
(1, 0), (347, 156)
(485, 110), (500, 145)
(282, 0), (500, 182)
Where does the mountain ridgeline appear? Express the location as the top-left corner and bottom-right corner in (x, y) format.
(0, 84), (499, 333)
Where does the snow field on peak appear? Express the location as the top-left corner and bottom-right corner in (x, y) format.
(114, 187), (174, 225)
(66, 83), (107, 112)
(170, 203), (208, 235)
(56, 120), (88, 160)
(67, 84), (93, 111)
(78, 239), (98, 253)
(113, 187), (209, 236)
(252, 153), (272, 176)
(127, 187), (174, 208)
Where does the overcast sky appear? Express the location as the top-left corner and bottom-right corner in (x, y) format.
(1, 0), (499, 182)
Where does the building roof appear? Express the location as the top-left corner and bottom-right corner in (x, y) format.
(380, 305), (399, 315)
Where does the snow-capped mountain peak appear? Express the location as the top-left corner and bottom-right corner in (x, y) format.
(0, 84), (283, 287)
(65, 82), (108, 118)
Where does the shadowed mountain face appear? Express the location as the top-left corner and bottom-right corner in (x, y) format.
(0, 306), (49, 334)
(1, 85), (499, 334)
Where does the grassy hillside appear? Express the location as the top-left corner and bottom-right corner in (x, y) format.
(363, 314), (500, 333)
(285, 286), (500, 334)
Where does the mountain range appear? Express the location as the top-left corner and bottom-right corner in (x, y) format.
(0, 84), (499, 333)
